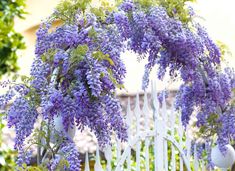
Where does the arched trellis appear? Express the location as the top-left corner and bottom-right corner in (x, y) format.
(84, 81), (206, 171)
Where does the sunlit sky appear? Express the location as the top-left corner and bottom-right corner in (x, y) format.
(13, 0), (235, 94)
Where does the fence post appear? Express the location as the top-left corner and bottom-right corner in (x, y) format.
(126, 98), (132, 171)
(162, 91), (168, 170)
(85, 152), (90, 171)
(143, 92), (150, 171)
(194, 145), (199, 171)
(134, 93), (141, 171)
(104, 145), (112, 171)
(170, 104), (176, 171)
(94, 146), (103, 171)
(152, 81), (164, 171)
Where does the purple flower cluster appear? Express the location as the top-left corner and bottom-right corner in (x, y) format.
(177, 69), (235, 153)
(114, 12), (131, 40)
(61, 96), (76, 132)
(29, 2), (128, 150)
(194, 141), (215, 169)
(49, 142), (81, 171)
(119, 0), (134, 12)
(16, 150), (32, 167)
(41, 88), (64, 119)
(60, 143), (81, 171)
(49, 155), (61, 171)
(7, 97), (38, 150)
(85, 58), (103, 97)
(30, 58), (51, 91)
(0, 89), (15, 110)
(114, 0), (235, 156)
(35, 23), (79, 56)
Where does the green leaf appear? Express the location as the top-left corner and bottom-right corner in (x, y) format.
(41, 54), (47, 62)
(88, 27), (97, 38)
(56, 158), (70, 170)
(20, 75), (29, 82)
(70, 44), (89, 64)
(76, 44), (89, 56)
(107, 68), (124, 89)
(92, 51), (114, 65)
(22, 163), (27, 168)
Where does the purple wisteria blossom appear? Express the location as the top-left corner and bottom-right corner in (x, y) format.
(0, 0), (234, 169)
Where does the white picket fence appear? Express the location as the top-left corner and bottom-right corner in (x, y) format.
(83, 82), (207, 171)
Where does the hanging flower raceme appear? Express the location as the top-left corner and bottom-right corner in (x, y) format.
(49, 142), (81, 171)
(8, 97), (38, 150)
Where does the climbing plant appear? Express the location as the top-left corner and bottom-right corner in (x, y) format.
(0, 0), (234, 170)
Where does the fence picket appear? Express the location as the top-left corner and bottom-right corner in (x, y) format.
(201, 161), (206, 171)
(186, 128), (192, 171)
(134, 93), (141, 171)
(152, 82), (164, 171)
(162, 92), (168, 171)
(143, 92), (150, 171)
(193, 145), (199, 171)
(116, 138), (121, 162)
(171, 144), (176, 171)
(170, 105), (176, 171)
(126, 97), (132, 139)
(126, 98), (132, 171)
(85, 152), (90, 171)
(178, 113), (184, 171)
(94, 146), (103, 171)
(104, 145), (112, 171)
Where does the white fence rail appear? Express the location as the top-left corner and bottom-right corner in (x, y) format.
(83, 83), (206, 171)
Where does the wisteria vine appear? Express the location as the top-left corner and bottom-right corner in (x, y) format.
(0, 0), (234, 170)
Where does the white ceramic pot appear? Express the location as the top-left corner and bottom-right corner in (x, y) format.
(211, 144), (235, 169)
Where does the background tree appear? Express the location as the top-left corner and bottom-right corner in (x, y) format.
(0, 0), (26, 77)
(0, 1), (26, 170)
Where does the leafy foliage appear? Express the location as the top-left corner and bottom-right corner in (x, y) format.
(0, 0), (26, 77)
